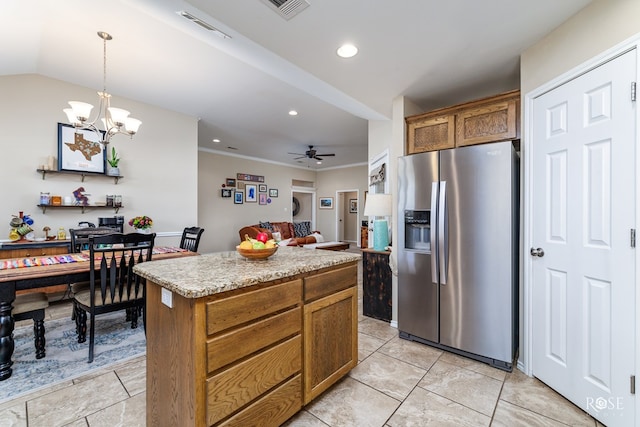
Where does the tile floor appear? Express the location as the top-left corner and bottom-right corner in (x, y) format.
(0, 255), (600, 426)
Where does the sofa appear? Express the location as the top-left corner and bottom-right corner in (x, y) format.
(238, 221), (320, 246)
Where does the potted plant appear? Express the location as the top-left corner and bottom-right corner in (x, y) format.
(107, 146), (120, 176)
(129, 215), (153, 233)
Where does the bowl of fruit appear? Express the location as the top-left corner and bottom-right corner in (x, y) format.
(236, 232), (278, 260)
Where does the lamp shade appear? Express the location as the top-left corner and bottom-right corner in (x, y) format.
(363, 193), (392, 217)
(364, 193), (392, 251)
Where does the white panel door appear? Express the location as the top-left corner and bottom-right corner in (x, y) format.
(531, 49), (636, 426)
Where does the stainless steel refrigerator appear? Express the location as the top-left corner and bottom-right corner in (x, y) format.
(397, 140), (519, 371)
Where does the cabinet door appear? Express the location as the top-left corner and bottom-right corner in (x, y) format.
(303, 286), (357, 404)
(455, 98), (518, 147)
(407, 114), (455, 154)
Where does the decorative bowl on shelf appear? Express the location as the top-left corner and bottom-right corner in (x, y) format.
(236, 245), (278, 260)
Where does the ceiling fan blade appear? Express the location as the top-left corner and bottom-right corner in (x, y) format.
(293, 156), (306, 160)
(287, 152), (305, 156)
(316, 153), (335, 157)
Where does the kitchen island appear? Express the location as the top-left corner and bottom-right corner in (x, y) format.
(134, 246), (360, 427)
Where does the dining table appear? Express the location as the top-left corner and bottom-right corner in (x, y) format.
(0, 247), (197, 381)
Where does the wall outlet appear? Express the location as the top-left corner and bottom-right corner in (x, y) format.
(161, 287), (173, 308)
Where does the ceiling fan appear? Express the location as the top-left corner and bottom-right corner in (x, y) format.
(288, 145), (336, 161)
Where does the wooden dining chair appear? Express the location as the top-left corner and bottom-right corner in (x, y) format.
(180, 226), (204, 252)
(13, 292), (49, 359)
(68, 227), (118, 323)
(74, 232), (155, 363)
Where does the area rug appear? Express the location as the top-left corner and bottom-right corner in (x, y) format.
(0, 312), (146, 404)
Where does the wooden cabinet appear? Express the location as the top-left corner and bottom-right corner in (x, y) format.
(0, 244), (69, 259)
(303, 265), (358, 404)
(406, 90), (520, 154)
(146, 261), (358, 427)
(362, 249), (392, 322)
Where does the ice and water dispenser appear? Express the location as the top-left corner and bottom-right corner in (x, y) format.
(404, 210), (430, 252)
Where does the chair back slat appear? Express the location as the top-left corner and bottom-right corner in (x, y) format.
(88, 232), (156, 308)
(180, 227), (204, 252)
(70, 227), (118, 253)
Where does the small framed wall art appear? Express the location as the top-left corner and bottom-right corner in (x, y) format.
(226, 178), (236, 187)
(234, 190), (244, 204)
(58, 123), (106, 174)
(259, 184), (267, 193)
(245, 184), (257, 202)
(221, 188), (232, 198)
(319, 197), (334, 209)
(259, 193), (267, 205)
(349, 199), (358, 213)
(269, 188), (278, 197)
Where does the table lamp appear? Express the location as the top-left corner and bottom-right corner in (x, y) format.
(363, 193), (392, 251)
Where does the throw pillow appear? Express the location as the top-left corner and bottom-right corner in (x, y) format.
(293, 221), (312, 237)
(258, 221), (273, 231)
(310, 232), (324, 243)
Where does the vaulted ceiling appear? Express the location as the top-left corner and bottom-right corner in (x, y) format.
(0, 0), (592, 168)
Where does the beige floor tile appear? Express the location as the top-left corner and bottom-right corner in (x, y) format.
(378, 336), (442, 371)
(437, 351), (507, 382)
(492, 399), (569, 427)
(114, 356), (146, 396)
(358, 317), (397, 342)
(0, 379), (74, 412)
(358, 332), (387, 361)
(305, 377), (400, 427)
(0, 402), (27, 427)
(282, 409), (330, 426)
(349, 352), (426, 400)
(86, 391), (145, 427)
(27, 371), (129, 427)
(500, 369), (595, 426)
(387, 386), (490, 427)
(418, 360), (502, 416)
(64, 419), (89, 427)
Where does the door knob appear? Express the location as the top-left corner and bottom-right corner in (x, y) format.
(530, 247), (545, 257)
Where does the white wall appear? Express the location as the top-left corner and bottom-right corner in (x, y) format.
(521, 0), (640, 95)
(0, 74), (197, 247)
(315, 165), (368, 242)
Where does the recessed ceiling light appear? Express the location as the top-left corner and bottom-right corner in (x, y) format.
(337, 44), (358, 58)
(212, 138), (220, 143)
(289, 110), (298, 116)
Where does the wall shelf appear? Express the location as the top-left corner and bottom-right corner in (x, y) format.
(37, 204), (122, 214)
(37, 169), (123, 184)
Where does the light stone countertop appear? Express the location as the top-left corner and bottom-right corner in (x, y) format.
(133, 246), (361, 299)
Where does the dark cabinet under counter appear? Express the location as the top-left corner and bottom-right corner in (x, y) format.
(362, 248), (392, 322)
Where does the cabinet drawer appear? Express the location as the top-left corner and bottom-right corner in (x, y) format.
(207, 307), (301, 373)
(216, 374), (302, 427)
(304, 264), (357, 303)
(207, 279), (302, 335)
(207, 335), (301, 425)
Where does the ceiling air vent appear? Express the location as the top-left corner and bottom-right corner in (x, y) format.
(260, 0), (310, 20)
(177, 11), (231, 39)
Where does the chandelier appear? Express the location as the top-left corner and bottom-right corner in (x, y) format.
(63, 31), (141, 147)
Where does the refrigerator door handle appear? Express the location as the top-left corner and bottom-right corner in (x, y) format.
(431, 181), (438, 284)
(439, 181), (448, 285)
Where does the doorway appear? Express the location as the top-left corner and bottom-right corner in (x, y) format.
(336, 190), (359, 245)
(525, 48), (637, 425)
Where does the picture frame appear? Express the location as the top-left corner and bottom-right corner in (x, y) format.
(269, 188), (278, 197)
(245, 184), (257, 202)
(237, 173), (265, 183)
(319, 197), (334, 209)
(57, 123), (106, 174)
(259, 193), (267, 205)
(234, 190), (244, 204)
(237, 182), (245, 190)
(349, 199), (358, 213)
(221, 188), (232, 198)
(259, 184), (267, 193)
(226, 178), (236, 187)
